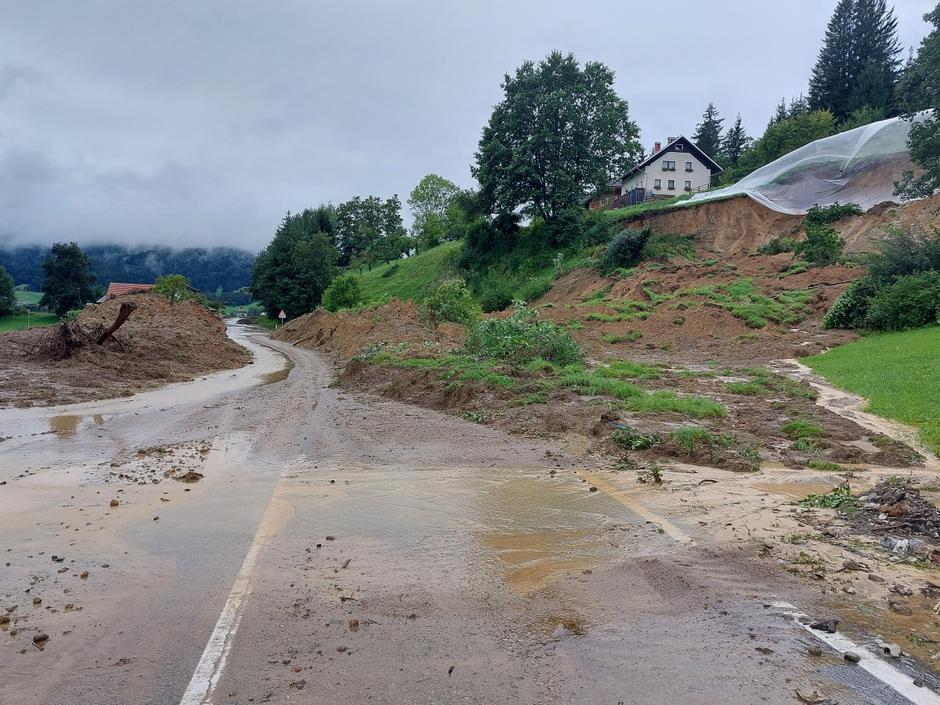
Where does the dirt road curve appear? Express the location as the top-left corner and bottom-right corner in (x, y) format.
(0, 325), (930, 705)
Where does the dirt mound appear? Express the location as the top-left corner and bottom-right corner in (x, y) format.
(273, 299), (465, 358)
(624, 192), (940, 254)
(0, 293), (249, 407)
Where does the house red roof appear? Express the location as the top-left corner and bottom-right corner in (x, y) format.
(96, 282), (154, 303)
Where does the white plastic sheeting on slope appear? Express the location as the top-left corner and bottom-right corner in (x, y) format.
(687, 114), (927, 215)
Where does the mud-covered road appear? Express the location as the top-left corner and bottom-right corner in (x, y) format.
(0, 325), (934, 705)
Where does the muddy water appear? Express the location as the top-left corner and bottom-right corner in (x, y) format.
(0, 323), (289, 441)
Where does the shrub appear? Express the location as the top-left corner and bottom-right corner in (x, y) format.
(804, 202), (862, 226)
(422, 280), (479, 325)
(603, 228), (651, 271)
(864, 271), (940, 331)
(823, 276), (877, 329)
(795, 224), (844, 265)
(464, 302), (583, 366)
(864, 227), (940, 286)
(611, 426), (661, 450)
(758, 236), (798, 255)
(321, 274), (362, 312)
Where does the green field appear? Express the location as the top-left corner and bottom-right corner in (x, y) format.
(356, 241), (461, 304)
(14, 290), (43, 306)
(805, 326), (940, 453)
(0, 312), (59, 332)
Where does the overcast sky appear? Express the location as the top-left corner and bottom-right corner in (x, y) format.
(0, 1), (933, 252)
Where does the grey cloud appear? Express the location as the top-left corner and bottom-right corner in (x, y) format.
(0, 0), (934, 251)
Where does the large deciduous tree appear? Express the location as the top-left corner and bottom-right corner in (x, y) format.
(895, 3), (940, 199)
(250, 207), (339, 319)
(692, 103), (724, 160)
(808, 0), (901, 121)
(473, 51), (641, 222)
(334, 195), (408, 268)
(40, 242), (97, 316)
(408, 174), (461, 251)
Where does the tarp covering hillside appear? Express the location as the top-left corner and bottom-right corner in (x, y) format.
(688, 114), (927, 214)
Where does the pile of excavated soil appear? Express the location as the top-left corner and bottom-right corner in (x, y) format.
(273, 299), (465, 358)
(0, 293), (249, 408)
(625, 192), (940, 254)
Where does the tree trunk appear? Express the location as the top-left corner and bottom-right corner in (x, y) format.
(96, 302), (136, 344)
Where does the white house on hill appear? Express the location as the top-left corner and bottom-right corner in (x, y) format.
(587, 136), (723, 210)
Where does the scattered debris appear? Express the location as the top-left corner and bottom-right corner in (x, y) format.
(856, 481), (940, 540)
(809, 618), (839, 634)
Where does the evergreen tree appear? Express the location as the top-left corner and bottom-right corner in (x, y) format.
(39, 242), (97, 316)
(809, 0), (901, 120)
(768, 99), (789, 129)
(721, 114), (752, 167)
(809, 0), (856, 119)
(787, 95), (810, 118)
(692, 103), (724, 159)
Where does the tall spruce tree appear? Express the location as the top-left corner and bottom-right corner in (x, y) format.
(768, 99), (789, 129)
(721, 114), (751, 167)
(809, 0), (901, 121)
(692, 103), (724, 159)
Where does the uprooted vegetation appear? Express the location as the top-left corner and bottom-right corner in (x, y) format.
(0, 293), (249, 408)
(274, 298), (921, 476)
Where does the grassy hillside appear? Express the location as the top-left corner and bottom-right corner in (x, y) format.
(356, 241), (460, 304)
(805, 326), (940, 453)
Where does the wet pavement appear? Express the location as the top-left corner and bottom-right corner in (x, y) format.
(0, 325), (936, 704)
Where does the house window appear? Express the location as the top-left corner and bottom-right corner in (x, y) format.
(685, 161), (693, 172)
(684, 180), (692, 191)
(662, 160), (676, 171)
(675, 143), (684, 151)
(654, 178), (662, 190)
(667, 179), (675, 190)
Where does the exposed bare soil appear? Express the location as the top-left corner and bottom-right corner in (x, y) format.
(625, 191), (940, 254)
(0, 293), (249, 408)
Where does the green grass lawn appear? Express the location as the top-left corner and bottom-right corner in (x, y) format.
(0, 312), (59, 332)
(805, 326), (940, 453)
(355, 241), (461, 304)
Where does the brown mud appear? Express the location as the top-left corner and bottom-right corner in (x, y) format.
(0, 293), (249, 408)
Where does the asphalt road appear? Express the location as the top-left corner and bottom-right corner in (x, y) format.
(0, 325), (933, 705)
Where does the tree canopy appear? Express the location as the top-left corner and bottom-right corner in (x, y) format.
(894, 3), (940, 199)
(335, 195), (409, 268)
(808, 0), (901, 121)
(153, 274), (202, 303)
(473, 51), (641, 222)
(39, 242), (97, 316)
(408, 174), (462, 251)
(250, 207), (339, 319)
(720, 114), (751, 167)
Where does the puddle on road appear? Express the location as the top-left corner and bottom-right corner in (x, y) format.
(474, 475), (613, 597)
(262, 357), (294, 385)
(50, 414), (104, 437)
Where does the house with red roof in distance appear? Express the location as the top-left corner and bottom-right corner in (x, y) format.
(96, 282), (154, 303)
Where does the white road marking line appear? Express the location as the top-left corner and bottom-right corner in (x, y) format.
(580, 470), (693, 544)
(770, 601), (940, 705)
(178, 481), (293, 705)
(585, 471), (939, 702)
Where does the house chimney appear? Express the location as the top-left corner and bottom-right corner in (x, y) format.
(667, 136), (676, 144)
(653, 141), (661, 153)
